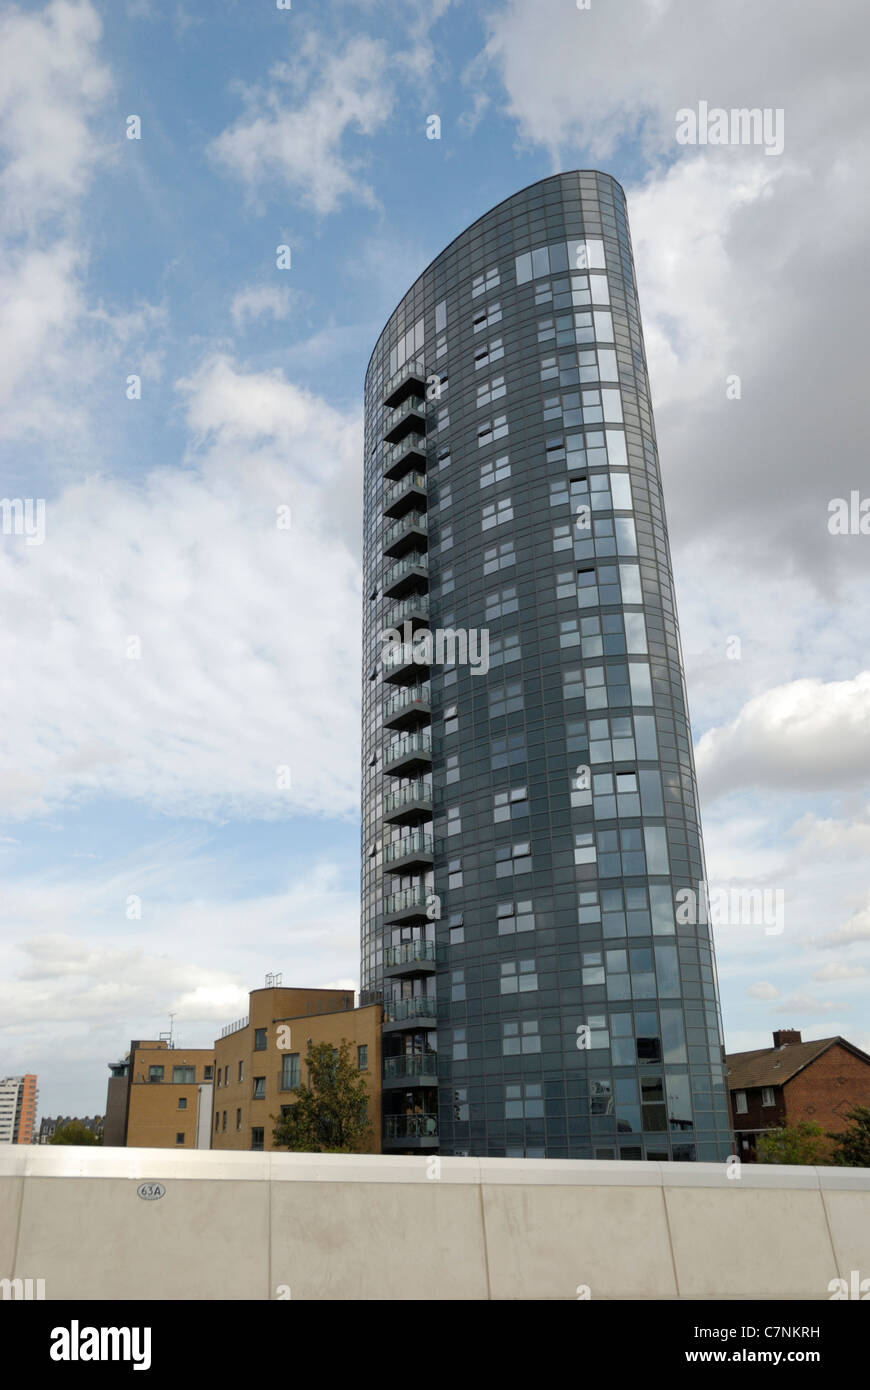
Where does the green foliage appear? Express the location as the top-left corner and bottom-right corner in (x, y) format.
(756, 1120), (830, 1165)
(50, 1121), (101, 1146)
(271, 1040), (371, 1154)
(829, 1106), (870, 1168)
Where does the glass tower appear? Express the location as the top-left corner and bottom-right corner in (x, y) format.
(361, 171), (733, 1161)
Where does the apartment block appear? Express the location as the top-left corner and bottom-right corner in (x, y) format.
(362, 172), (732, 1157)
(212, 986), (382, 1153)
(0, 1075), (38, 1145)
(104, 1041), (214, 1149)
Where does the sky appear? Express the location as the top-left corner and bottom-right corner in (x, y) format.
(0, 0), (868, 1118)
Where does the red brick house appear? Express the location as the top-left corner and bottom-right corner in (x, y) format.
(726, 1029), (870, 1161)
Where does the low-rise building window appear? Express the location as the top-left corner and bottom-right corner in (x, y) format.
(735, 1091), (748, 1114)
(761, 1087), (775, 1108)
(254, 1028), (267, 1051)
(281, 1054), (300, 1091)
(357, 1045), (368, 1071)
(251, 1127), (264, 1152)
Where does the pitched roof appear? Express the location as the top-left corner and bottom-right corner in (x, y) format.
(725, 1036), (870, 1090)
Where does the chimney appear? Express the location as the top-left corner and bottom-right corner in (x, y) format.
(773, 1029), (802, 1048)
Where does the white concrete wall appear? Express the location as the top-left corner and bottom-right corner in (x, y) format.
(1, 1146), (868, 1300)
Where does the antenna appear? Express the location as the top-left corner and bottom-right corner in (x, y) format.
(158, 1013), (176, 1049)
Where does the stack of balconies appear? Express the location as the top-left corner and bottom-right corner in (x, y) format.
(378, 361), (438, 1149)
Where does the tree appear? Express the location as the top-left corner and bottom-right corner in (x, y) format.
(50, 1121), (101, 1146)
(829, 1106), (870, 1168)
(756, 1120), (830, 1165)
(271, 1040), (371, 1154)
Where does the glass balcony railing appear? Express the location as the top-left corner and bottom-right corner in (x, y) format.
(382, 832), (434, 865)
(381, 644), (420, 673)
(383, 552), (428, 593)
(383, 1054), (439, 1081)
(384, 940), (437, 968)
(383, 397), (426, 442)
(383, 434), (426, 478)
(383, 472), (427, 511)
(383, 684), (430, 721)
(383, 781), (432, 814)
(384, 1113), (438, 1139)
(383, 360), (426, 408)
(383, 596), (429, 630)
(385, 732), (432, 765)
(384, 887), (428, 918)
(384, 551), (427, 581)
(383, 995), (437, 1023)
(383, 512), (428, 549)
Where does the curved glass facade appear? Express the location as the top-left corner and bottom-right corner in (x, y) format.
(362, 171), (733, 1160)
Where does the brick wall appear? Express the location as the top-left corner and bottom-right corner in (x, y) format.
(785, 1041), (870, 1132)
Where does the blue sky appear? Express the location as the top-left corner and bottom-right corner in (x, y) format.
(1, 0), (869, 1117)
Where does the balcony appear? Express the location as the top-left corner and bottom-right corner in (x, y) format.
(382, 779), (433, 825)
(383, 731), (432, 776)
(382, 511), (428, 558)
(381, 642), (426, 685)
(384, 886), (429, 924)
(383, 595), (429, 632)
(382, 551), (428, 599)
(382, 995), (438, 1028)
(383, 360), (426, 409)
(383, 396), (425, 444)
(384, 940), (438, 978)
(383, 684), (431, 731)
(382, 831), (434, 872)
(383, 1113), (439, 1148)
(382, 1054), (439, 1085)
(383, 472), (427, 518)
(383, 433), (426, 481)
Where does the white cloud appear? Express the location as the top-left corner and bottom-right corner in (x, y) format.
(210, 35), (395, 215)
(0, 356), (363, 821)
(812, 963), (868, 982)
(773, 994), (846, 1016)
(815, 901), (870, 951)
(0, 0), (112, 230)
(747, 982), (780, 1000)
(230, 284), (296, 329)
(695, 674), (870, 799)
(0, 0), (166, 458)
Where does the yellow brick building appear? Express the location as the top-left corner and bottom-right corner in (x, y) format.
(212, 987), (382, 1152)
(104, 1040), (215, 1149)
